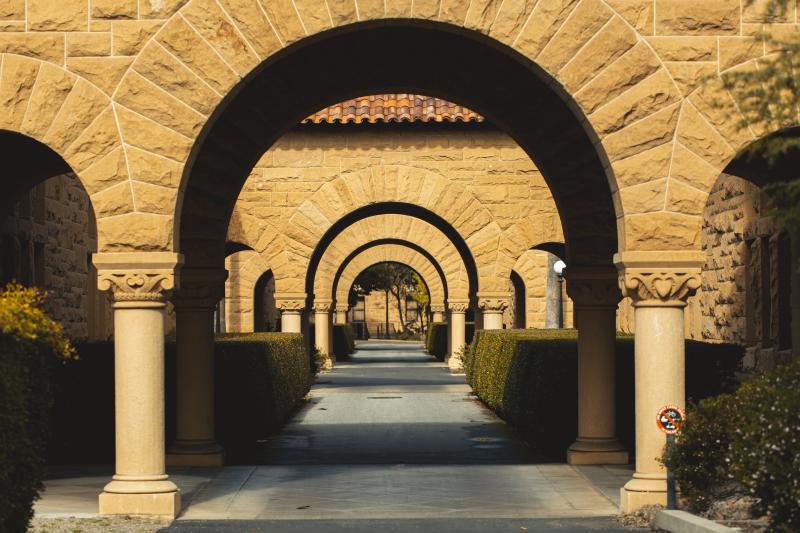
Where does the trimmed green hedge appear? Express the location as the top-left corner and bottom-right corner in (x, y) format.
(49, 333), (311, 464)
(425, 323), (447, 361)
(665, 358), (800, 530)
(1, 284), (74, 533)
(465, 329), (742, 460)
(332, 324), (356, 358)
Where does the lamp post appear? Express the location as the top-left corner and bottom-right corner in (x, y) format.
(554, 259), (566, 328)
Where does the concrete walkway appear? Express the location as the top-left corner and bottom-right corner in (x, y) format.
(36, 341), (634, 530)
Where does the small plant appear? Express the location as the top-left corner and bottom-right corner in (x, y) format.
(0, 282), (75, 533)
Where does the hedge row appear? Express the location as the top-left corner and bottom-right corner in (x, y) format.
(425, 323), (447, 361)
(332, 324), (356, 359)
(665, 358), (800, 530)
(0, 284), (75, 533)
(49, 333), (311, 464)
(465, 329), (742, 460)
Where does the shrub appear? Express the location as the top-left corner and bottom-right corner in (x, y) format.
(728, 359), (800, 531)
(662, 393), (738, 513)
(0, 283), (74, 533)
(214, 333), (311, 459)
(426, 323), (447, 361)
(332, 324), (355, 358)
(49, 333), (311, 465)
(465, 329), (742, 460)
(665, 358), (800, 531)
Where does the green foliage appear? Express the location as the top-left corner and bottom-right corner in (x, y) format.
(48, 333), (311, 465)
(665, 358), (800, 531)
(425, 323), (448, 361)
(466, 329), (742, 459)
(332, 324), (356, 358)
(352, 262), (429, 332)
(0, 283), (74, 533)
(662, 394), (738, 513)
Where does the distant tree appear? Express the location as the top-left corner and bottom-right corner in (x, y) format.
(718, 0), (800, 236)
(351, 262), (421, 336)
(408, 273), (430, 330)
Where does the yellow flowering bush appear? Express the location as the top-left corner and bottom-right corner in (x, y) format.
(0, 282), (74, 533)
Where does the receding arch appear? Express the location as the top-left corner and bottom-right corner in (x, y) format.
(332, 244), (446, 308)
(178, 21), (619, 271)
(305, 204), (477, 301)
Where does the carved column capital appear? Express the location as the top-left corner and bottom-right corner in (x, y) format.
(477, 292), (511, 313)
(173, 268), (228, 309)
(275, 293), (307, 313)
(565, 267), (622, 309)
(430, 304), (446, 313)
(335, 304), (349, 314)
(614, 251), (703, 307)
(312, 300), (332, 313)
(447, 299), (470, 313)
(93, 252), (183, 305)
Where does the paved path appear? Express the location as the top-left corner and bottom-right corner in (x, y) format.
(173, 341), (630, 527)
(36, 341), (635, 531)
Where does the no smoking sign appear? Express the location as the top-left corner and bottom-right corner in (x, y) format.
(656, 405), (685, 435)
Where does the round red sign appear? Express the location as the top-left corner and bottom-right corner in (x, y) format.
(656, 405), (685, 435)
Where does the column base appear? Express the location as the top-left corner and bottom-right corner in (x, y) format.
(99, 490), (181, 518)
(448, 354), (464, 373)
(567, 438), (629, 465)
(619, 475), (668, 513)
(167, 440), (225, 467)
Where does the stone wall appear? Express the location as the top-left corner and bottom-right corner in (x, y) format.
(618, 173), (795, 369)
(0, 174), (112, 341)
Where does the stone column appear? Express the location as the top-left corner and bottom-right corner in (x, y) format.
(478, 293), (510, 330)
(565, 267), (627, 465)
(276, 293), (305, 333)
(167, 268), (227, 467)
(431, 304), (445, 323)
(447, 299), (469, 372)
(615, 251), (703, 512)
(93, 252), (183, 518)
(314, 299), (333, 369)
(334, 304), (349, 325)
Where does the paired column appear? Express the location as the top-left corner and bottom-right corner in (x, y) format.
(94, 252), (182, 518)
(334, 303), (349, 325)
(167, 268), (227, 467)
(447, 299), (469, 371)
(616, 251), (703, 512)
(313, 299), (333, 370)
(478, 293), (510, 330)
(276, 293), (306, 333)
(430, 304), (445, 323)
(565, 267), (627, 465)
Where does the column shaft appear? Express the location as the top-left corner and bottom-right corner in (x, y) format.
(95, 252), (181, 518)
(282, 311), (302, 333)
(448, 308), (467, 372)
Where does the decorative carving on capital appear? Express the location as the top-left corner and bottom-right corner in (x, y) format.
(335, 304), (349, 314)
(448, 300), (469, 313)
(275, 293), (307, 313)
(312, 300), (332, 313)
(618, 269), (702, 306)
(614, 251), (704, 307)
(93, 252), (182, 303)
(565, 268), (622, 308)
(173, 268), (228, 309)
(478, 296), (510, 313)
(430, 304), (446, 313)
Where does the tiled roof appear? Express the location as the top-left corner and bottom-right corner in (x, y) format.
(303, 94), (484, 124)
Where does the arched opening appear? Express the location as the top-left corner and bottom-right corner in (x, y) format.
(253, 270), (277, 332)
(178, 21), (619, 273)
(510, 270), (526, 329)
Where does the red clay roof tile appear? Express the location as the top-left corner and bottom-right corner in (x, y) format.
(303, 94), (484, 124)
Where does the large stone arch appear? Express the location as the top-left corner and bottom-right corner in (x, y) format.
(111, 0), (776, 263)
(312, 214), (469, 301)
(0, 54), (139, 250)
(334, 244), (446, 308)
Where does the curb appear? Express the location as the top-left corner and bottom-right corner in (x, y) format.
(653, 510), (740, 532)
